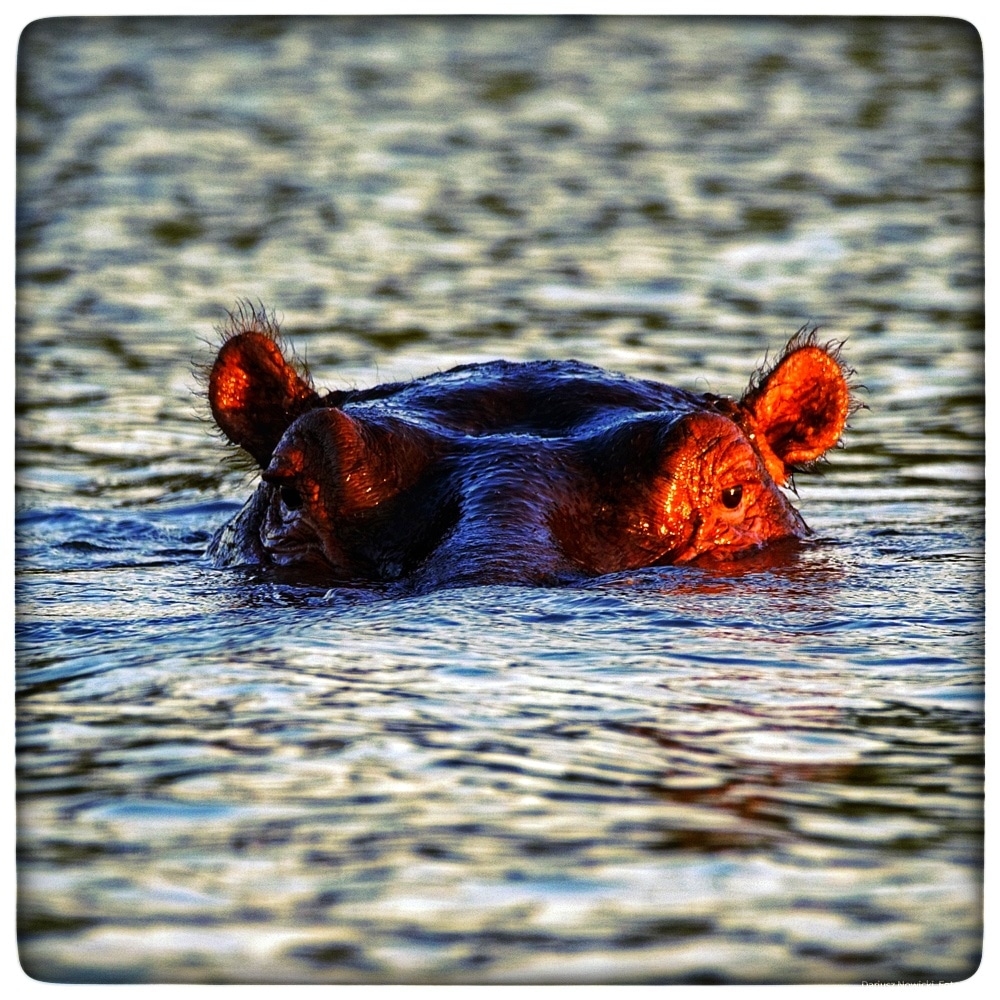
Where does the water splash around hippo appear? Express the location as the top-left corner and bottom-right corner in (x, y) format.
(207, 304), (856, 589)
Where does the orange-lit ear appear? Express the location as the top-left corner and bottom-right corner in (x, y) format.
(742, 335), (852, 474)
(209, 311), (320, 468)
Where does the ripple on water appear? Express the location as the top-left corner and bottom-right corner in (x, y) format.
(15, 14), (983, 986)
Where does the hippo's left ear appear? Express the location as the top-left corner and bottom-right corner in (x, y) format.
(741, 336), (853, 480)
(209, 308), (321, 468)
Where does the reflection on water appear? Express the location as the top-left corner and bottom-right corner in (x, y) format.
(16, 15), (982, 984)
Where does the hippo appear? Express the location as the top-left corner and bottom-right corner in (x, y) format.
(207, 305), (854, 589)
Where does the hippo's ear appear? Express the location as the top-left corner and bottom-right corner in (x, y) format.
(209, 309), (321, 468)
(742, 334), (853, 478)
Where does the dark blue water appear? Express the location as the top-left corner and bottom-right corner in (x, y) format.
(15, 16), (983, 984)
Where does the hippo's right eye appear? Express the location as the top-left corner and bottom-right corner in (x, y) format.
(280, 485), (303, 510)
(721, 484), (743, 510)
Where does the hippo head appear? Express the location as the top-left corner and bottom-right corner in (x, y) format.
(208, 307), (854, 587)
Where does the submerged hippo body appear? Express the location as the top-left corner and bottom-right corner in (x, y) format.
(208, 308), (854, 588)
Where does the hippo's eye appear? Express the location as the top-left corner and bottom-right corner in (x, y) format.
(721, 484), (743, 510)
(280, 485), (303, 511)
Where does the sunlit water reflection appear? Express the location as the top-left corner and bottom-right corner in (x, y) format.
(16, 15), (982, 984)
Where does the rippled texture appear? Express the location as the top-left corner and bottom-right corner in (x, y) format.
(15, 16), (983, 984)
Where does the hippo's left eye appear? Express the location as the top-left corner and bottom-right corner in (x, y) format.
(280, 485), (303, 510)
(721, 484), (743, 509)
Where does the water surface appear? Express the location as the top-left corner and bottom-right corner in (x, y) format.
(15, 15), (983, 984)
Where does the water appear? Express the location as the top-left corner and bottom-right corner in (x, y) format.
(15, 16), (983, 984)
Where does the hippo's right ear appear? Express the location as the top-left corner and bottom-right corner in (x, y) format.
(209, 317), (321, 468)
(741, 334), (853, 483)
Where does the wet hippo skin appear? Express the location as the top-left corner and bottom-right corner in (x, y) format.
(208, 306), (855, 588)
